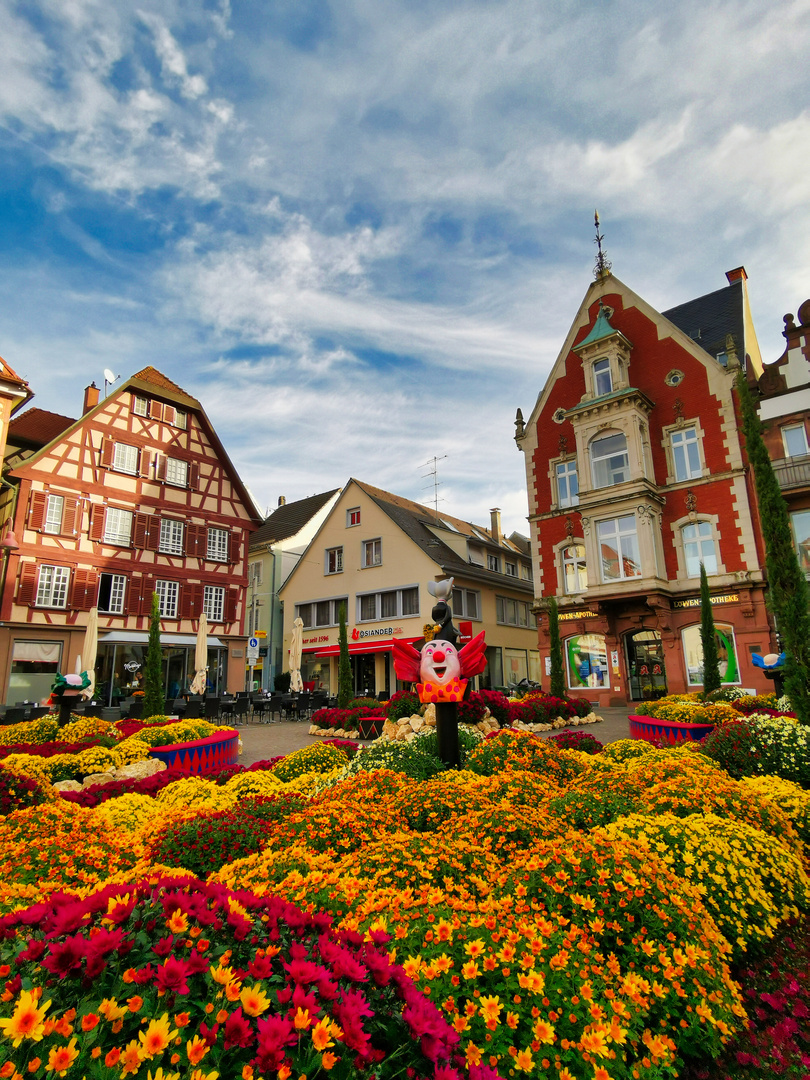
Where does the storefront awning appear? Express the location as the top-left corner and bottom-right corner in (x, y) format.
(312, 637), (421, 658)
(99, 632), (225, 647)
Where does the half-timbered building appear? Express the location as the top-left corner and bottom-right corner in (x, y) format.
(0, 367), (262, 705)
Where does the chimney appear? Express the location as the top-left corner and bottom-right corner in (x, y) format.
(490, 508), (502, 543)
(278, 496), (286, 507)
(725, 266), (748, 284)
(83, 383), (100, 414)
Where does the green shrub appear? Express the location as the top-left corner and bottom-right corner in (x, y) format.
(385, 690), (421, 722)
(344, 739), (445, 781)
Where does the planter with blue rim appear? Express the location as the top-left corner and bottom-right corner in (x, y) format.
(629, 715), (715, 745)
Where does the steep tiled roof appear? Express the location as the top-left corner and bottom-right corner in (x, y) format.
(251, 490), (340, 545)
(663, 279), (744, 362)
(131, 366), (192, 398)
(8, 408), (76, 447)
(0, 356), (30, 391)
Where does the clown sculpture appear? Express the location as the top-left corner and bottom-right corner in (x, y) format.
(392, 577), (487, 766)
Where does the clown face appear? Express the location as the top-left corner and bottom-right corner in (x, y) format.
(420, 640), (461, 687)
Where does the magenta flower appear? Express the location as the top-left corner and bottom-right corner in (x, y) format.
(154, 955), (191, 995)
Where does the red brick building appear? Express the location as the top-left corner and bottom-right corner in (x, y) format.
(516, 267), (776, 706)
(0, 367), (262, 705)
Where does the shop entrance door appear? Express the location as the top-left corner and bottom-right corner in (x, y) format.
(625, 630), (667, 701)
(351, 655), (376, 699)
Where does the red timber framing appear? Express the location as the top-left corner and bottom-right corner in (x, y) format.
(0, 367), (262, 698)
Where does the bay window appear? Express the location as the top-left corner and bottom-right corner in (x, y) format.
(597, 515), (641, 581)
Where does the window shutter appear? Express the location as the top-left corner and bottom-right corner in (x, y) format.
(149, 400), (163, 421)
(28, 491), (47, 531)
(180, 584), (203, 619)
(100, 438), (114, 468)
(140, 576), (155, 617)
(61, 497), (80, 537)
(189, 462), (200, 490)
(140, 450), (153, 478)
(88, 504), (105, 542)
(18, 563), (38, 606)
(128, 573), (143, 616)
(145, 515), (160, 552)
(225, 588), (239, 624)
(155, 455), (167, 482)
(186, 523), (206, 557)
(228, 530), (241, 565)
(71, 569), (97, 611)
(163, 405), (176, 425)
(133, 513), (160, 551)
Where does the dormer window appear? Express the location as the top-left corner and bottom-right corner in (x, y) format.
(593, 358), (613, 396)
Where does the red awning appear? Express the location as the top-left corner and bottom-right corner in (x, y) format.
(312, 636), (421, 658)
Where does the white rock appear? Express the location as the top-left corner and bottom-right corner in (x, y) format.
(82, 772), (116, 789)
(53, 780), (82, 793)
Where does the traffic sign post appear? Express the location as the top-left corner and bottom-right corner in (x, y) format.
(246, 637), (259, 691)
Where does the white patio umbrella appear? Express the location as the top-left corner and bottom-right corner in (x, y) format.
(78, 606), (98, 699)
(189, 614), (209, 695)
(289, 616), (304, 693)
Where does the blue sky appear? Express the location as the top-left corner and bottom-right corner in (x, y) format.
(1, 0), (808, 535)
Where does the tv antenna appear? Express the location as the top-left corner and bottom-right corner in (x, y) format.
(103, 369), (121, 397)
(420, 455), (447, 523)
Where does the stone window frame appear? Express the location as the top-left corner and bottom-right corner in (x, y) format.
(660, 418), (709, 485)
(670, 512), (726, 580)
(554, 537), (588, 596)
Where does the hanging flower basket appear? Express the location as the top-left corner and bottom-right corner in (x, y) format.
(629, 715), (715, 745)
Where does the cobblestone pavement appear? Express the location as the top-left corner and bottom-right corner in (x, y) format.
(234, 707), (635, 768)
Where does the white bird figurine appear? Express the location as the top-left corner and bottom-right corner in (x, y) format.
(427, 577), (454, 601)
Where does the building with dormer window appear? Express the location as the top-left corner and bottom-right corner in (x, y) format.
(516, 266), (775, 706)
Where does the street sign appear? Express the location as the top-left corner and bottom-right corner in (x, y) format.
(246, 636), (259, 662)
(254, 630), (267, 638)
(248, 637), (259, 649)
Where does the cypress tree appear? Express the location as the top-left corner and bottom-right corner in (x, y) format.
(736, 371), (810, 723)
(699, 562), (722, 696)
(546, 596), (567, 699)
(142, 592), (166, 720)
(337, 602), (352, 709)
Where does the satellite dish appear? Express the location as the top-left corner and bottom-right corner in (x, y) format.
(104, 369), (117, 383)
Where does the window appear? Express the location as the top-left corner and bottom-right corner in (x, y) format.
(671, 427), (702, 481)
(174, 409), (188, 430)
(36, 565), (70, 608)
(522, 564), (532, 580)
(790, 510), (810, 576)
(159, 518), (184, 555)
(325, 547), (343, 574)
(155, 580), (179, 618)
(566, 634), (608, 689)
(682, 623), (740, 686)
(593, 357), (613, 396)
(452, 588), (480, 620)
(104, 508), (133, 546)
(43, 495), (64, 535)
(296, 597), (347, 630)
(597, 516), (641, 581)
(562, 544), (588, 593)
(165, 457), (188, 487)
(467, 544), (485, 566)
(682, 521), (718, 576)
(362, 539), (382, 567)
(357, 586), (420, 623)
(505, 560), (517, 577)
(207, 528), (228, 562)
(347, 508), (361, 527)
(113, 443), (138, 474)
(132, 396), (149, 416)
(782, 424), (810, 458)
(590, 433), (630, 487)
(488, 553), (501, 573)
(556, 460), (579, 507)
(496, 596), (531, 627)
(204, 585), (225, 623)
(98, 573), (126, 614)
(249, 561), (262, 586)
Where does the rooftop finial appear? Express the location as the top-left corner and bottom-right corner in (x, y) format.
(593, 210), (612, 280)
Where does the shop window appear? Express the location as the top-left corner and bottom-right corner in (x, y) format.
(113, 442), (138, 475)
(155, 580), (179, 619)
(671, 426), (702, 481)
(347, 507), (361, 527)
(597, 516), (641, 581)
(325, 547), (343, 574)
(682, 623), (740, 685)
(35, 565), (70, 609)
(782, 423), (810, 458)
(790, 510), (810, 576)
(556, 460), (579, 507)
(487, 553), (501, 573)
(682, 521), (718, 576)
(207, 527), (229, 562)
(452, 588), (480, 620)
(165, 457), (188, 487)
(504, 648), (529, 685)
(562, 543), (588, 593)
(565, 633), (608, 690)
(204, 585), (225, 623)
(593, 357), (613, 396)
(9, 640), (61, 704)
(590, 433), (629, 488)
(496, 596), (530, 627)
(159, 518), (184, 556)
(98, 573), (126, 614)
(362, 538), (382, 567)
(103, 508), (133, 547)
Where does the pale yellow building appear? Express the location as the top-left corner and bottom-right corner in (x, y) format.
(280, 479), (538, 697)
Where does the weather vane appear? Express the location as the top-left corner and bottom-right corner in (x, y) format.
(593, 210), (612, 280)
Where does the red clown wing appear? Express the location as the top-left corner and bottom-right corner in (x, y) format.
(459, 631), (487, 677)
(392, 638), (422, 683)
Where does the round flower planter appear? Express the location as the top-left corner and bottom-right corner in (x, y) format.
(629, 715), (715, 745)
(149, 729), (239, 775)
(357, 716), (385, 741)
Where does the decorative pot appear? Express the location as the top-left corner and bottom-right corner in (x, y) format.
(358, 716), (385, 740)
(149, 729), (239, 775)
(629, 715), (715, 745)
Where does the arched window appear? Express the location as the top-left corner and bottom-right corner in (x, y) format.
(590, 432), (629, 487)
(681, 521), (718, 576)
(562, 544), (587, 593)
